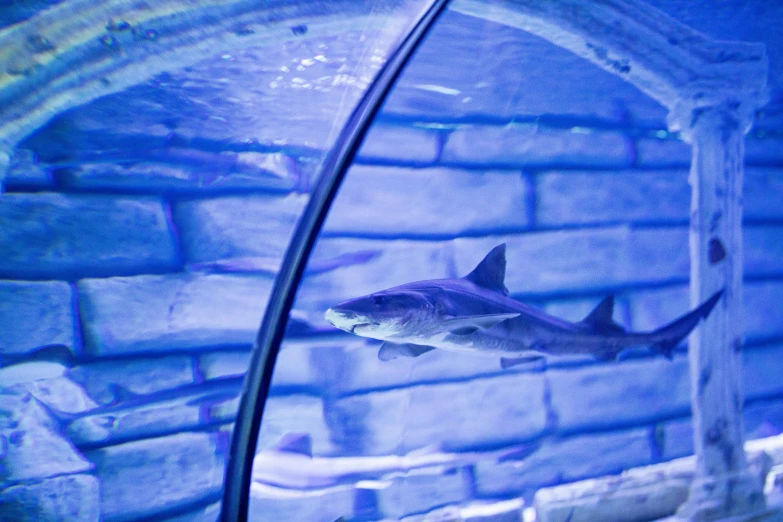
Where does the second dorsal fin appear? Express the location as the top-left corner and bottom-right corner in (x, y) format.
(273, 433), (313, 457)
(580, 296), (625, 334)
(464, 244), (509, 296)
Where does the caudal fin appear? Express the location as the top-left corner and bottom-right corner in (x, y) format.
(650, 289), (724, 359)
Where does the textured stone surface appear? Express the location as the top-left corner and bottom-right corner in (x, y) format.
(255, 395), (333, 455)
(745, 226), (783, 277)
(6, 376), (98, 416)
(325, 166), (530, 237)
(0, 193), (178, 279)
(745, 168), (783, 220)
(78, 273), (275, 355)
(0, 280), (76, 357)
(173, 193), (307, 269)
(547, 357), (691, 432)
(68, 356), (197, 406)
(634, 137), (690, 168)
(452, 227), (688, 296)
(328, 372), (547, 455)
(376, 471), (471, 520)
(66, 382), (239, 447)
(86, 432), (225, 522)
(475, 428), (652, 497)
(4, 149), (52, 188)
(248, 486), (354, 522)
(357, 123), (441, 165)
(535, 170), (690, 226)
(0, 474), (100, 522)
(0, 394), (92, 483)
(161, 501), (220, 522)
(0, 360), (66, 387)
(442, 125), (633, 168)
(384, 9), (665, 124)
(61, 150), (300, 193)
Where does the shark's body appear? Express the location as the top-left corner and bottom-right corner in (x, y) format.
(325, 244), (723, 368)
(251, 433), (534, 492)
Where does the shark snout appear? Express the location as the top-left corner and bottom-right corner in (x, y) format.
(325, 307), (381, 335)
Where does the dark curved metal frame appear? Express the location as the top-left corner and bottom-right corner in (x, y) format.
(220, 0), (452, 519)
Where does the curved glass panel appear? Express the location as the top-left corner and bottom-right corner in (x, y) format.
(0, 2), (432, 521)
(247, 2), (783, 522)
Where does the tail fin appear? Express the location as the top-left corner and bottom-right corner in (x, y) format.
(650, 289), (724, 359)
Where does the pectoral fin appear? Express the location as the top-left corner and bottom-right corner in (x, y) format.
(444, 313), (519, 335)
(378, 342), (436, 361)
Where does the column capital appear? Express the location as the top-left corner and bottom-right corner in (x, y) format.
(666, 89), (768, 143)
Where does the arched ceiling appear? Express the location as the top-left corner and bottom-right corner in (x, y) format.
(0, 0), (770, 184)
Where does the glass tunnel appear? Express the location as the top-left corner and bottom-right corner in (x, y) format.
(0, 1), (782, 521)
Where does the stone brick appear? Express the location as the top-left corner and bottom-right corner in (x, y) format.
(634, 137), (690, 168)
(0, 360), (66, 387)
(328, 373), (547, 456)
(161, 502), (220, 522)
(414, 499), (526, 522)
(4, 149), (52, 189)
(62, 151), (299, 193)
(66, 382), (240, 447)
(294, 239), (452, 326)
(0, 280), (76, 357)
(744, 399), (783, 441)
(547, 357), (691, 432)
(0, 394), (92, 483)
(248, 485), (354, 522)
(535, 169), (690, 227)
(357, 124), (441, 165)
(68, 356), (197, 406)
(78, 273), (275, 355)
(376, 471), (471, 520)
(324, 166), (530, 237)
(173, 193), (308, 268)
(474, 428), (652, 497)
(199, 351), (251, 381)
(255, 395), (333, 455)
(452, 227), (688, 296)
(6, 376), (98, 416)
(86, 432), (225, 522)
(657, 416), (693, 462)
(0, 193), (178, 279)
(0, 474), (100, 522)
(743, 343), (783, 401)
(745, 226), (783, 277)
(746, 136), (783, 165)
(442, 125), (633, 169)
(745, 168), (783, 220)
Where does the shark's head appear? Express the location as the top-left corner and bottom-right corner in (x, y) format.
(324, 287), (438, 341)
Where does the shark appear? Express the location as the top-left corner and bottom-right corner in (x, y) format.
(251, 432), (536, 493)
(324, 244), (724, 369)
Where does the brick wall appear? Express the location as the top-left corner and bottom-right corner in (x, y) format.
(1, 6), (783, 522)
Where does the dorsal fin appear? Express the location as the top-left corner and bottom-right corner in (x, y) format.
(273, 433), (312, 457)
(580, 296), (625, 334)
(464, 244), (509, 295)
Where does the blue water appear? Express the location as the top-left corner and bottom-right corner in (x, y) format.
(1, 1), (782, 521)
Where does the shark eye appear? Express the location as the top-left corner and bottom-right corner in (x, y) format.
(373, 295), (387, 306)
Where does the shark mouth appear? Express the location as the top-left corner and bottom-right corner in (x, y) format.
(350, 322), (379, 334)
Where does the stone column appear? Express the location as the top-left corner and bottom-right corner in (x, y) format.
(669, 99), (775, 521)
